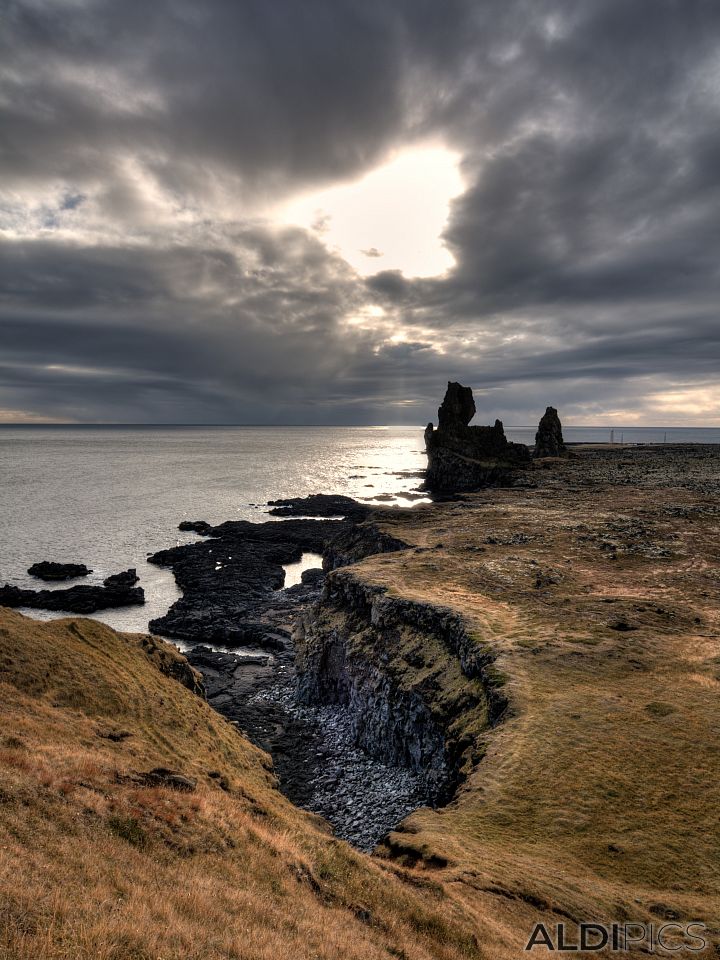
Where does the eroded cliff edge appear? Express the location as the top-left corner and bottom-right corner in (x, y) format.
(295, 567), (509, 807)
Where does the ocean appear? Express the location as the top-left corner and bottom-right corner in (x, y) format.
(2, 424), (718, 637)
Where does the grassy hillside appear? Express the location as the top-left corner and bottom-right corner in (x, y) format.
(0, 609), (486, 960)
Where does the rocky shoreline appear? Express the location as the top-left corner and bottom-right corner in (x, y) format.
(178, 434), (720, 852)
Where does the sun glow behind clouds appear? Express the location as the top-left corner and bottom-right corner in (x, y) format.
(278, 145), (464, 278)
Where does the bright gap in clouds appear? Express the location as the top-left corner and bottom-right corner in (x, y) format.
(278, 145), (464, 278)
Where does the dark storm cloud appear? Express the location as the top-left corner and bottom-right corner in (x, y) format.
(1, 0), (719, 423)
(1, 0), (477, 193)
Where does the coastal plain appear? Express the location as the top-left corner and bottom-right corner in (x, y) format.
(1, 444), (718, 957)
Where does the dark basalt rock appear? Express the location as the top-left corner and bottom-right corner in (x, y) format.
(103, 568), (139, 588)
(27, 561), (92, 581)
(0, 569), (144, 614)
(534, 406), (566, 458)
(424, 381), (530, 492)
(437, 380), (475, 429)
(300, 567), (325, 587)
(148, 515), (358, 645)
(178, 520), (213, 535)
(267, 494), (371, 522)
(295, 570), (509, 809)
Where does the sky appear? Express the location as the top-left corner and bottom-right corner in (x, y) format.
(1, 0), (719, 426)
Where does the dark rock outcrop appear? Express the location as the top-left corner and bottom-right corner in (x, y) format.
(148, 513), (357, 645)
(140, 768), (197, 791)
(103, 568), (139, 588)
(437, 380), (476, 429)
(135, 634), (205, 697)
(27, 561), (92, 581)
(534, 406), (566, 458)
(178, 520), (213, 535)
(424, 381), (530, 492)
(323, 523), (409, 571)
(0, 569), (144, 614)
(268, 494), (371, 521)
(300, 567), (325, 587)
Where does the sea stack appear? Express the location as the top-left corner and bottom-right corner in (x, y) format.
(534, 406), (566, 458)
(424, 381), (530, 491)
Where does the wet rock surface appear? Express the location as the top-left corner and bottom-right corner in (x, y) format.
(103, 568), (140, 588)
(0, 568), (144, 613)
(424, 381), (530, 491)
(27, 561), (92, 581)
(267, 493), (371, 521)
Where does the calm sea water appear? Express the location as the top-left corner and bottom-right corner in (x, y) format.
(0, 426), (427, 635)
(2, 424), (718, 636)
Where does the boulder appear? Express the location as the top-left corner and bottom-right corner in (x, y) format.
(140, 767), (197, 791)
(424, 382), (530, 491)
(534, 406), (566, 458)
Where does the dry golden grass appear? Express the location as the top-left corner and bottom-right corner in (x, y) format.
(0, 610), (489, 960)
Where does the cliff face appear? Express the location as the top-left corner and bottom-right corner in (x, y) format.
(295, 567), (508, 807)
(424, 381), (530, 491)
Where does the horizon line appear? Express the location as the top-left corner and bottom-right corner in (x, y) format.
(1, 422), (719, 430)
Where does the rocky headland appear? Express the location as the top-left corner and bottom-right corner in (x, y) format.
(147, 512), (353, 647)
(146, 497), (463, 849)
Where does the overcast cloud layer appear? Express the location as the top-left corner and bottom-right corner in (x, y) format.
(1, 0), (719, 424)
